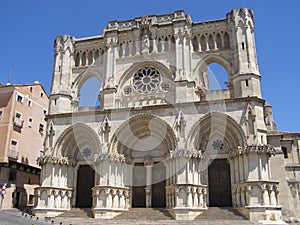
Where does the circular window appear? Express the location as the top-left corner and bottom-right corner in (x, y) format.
(133, 67), (161, 94)
(212, 139), (224, 151)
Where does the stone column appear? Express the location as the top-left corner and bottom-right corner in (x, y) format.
(145, 164), (153, 207)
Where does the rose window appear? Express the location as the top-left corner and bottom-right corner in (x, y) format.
(133, 67), (161, 94)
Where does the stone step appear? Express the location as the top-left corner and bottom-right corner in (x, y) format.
(115, 207), (172, 220)
(57, 208), (92, 218)
(196, 207), (246, 220)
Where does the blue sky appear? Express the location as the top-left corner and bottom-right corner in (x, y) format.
(0, 1), (299, 132)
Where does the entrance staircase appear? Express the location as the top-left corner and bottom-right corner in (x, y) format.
(50, 207), (263, 225)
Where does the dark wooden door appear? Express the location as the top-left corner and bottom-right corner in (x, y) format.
(208, 159), (232, 207)
(152, 180), (166, 207)
(132, 163), (146, 207)
(152, 163), (166, 208)
(76, 165), (95, 208)
(132, 186), (146, 207)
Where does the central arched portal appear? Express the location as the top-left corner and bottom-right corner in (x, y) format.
(113, 114), (176, 208)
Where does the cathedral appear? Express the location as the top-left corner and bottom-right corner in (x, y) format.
(33, 8), (300, 223)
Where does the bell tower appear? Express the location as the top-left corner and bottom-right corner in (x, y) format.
(49, 35), (75, 114)
(227, 8), (262, 98)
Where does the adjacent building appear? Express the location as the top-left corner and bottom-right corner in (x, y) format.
(33, 8), (299, 223)
(0, 82), (49, 208)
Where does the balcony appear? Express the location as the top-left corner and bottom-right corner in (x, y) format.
(13, 117), (24, 128)
(8, 148), (19, 159)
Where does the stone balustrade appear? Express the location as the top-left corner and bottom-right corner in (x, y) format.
(232, 181), (279, 208)
(92, 185), (130, 219)
(33, 187), (73, 217)
(166, 184), (207, 209)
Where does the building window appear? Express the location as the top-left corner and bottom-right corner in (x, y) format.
(30, 87), (33, 92)
(28, 100), (32, 107)
(14, 113), (23, 128)
(0, 110), (2, 120)
(17, 95), (23, 103)
(9, 140), (18, 159)
(282, 147), (288, 159)
(28, 118), (33, 128)
(39, 123), (44, 134)
(43, 109), (47, 115)
(40, 93), (44, 98)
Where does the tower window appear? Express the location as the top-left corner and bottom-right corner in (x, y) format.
(0, 111), (2, 120)
(282, 147), (288, 159)
(245, 80), (249, 87)
(241, 42), (245, 50)
(28, 100), (32, 107)
(30, 87), (33, 92)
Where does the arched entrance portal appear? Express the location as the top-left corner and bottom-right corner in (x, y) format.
(189, 112), (246, 208)
(112, 114), (177, 208)
(76, 165), (95, 208)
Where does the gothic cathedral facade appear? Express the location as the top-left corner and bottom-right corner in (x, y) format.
(34, 9), (300, 222)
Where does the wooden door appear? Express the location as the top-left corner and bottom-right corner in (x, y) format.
(208, 159), (232, 207)
(132, 163), (146, 207)
(76, 165), (95, 208)
(152, 180), (166, 207)
(132, 186), (146, 207)
(151, 163), (166, 208)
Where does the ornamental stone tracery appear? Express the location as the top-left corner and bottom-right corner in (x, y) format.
(133, 67), (161, 94)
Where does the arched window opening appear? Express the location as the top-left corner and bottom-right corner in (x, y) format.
(79, 77), (101, 107)
(224, 32), (230, 49)
(282, 147), (288, 159)
(216, 33), (222, 49)
(207, 63), (228, 90)
(192, 36), (199, 52)
(75, 53), (80, 67)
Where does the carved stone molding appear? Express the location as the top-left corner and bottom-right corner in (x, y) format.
(229, 144), (276, 158)
(37, 155), (70, 166)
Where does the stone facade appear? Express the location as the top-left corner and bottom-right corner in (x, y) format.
(33, 8), (299, 223)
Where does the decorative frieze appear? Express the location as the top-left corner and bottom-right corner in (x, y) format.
(37, 155), (70, 166)
(229, 145), (276, 158)
(169, 148), (204, 159)
(95, 152), (126, 163)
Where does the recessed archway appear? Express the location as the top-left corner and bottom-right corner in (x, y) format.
(110, 114), (177, 208)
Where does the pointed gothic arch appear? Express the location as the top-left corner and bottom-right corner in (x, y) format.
(187, 112), (246, 153)
(53, 123), (101, 159)
(116, 61), (173, 95)
(110, 114), (177, 157)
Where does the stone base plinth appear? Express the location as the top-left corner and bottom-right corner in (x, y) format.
(236, 206), (287, 224)
(92, 208), (128, 219)
(167, 208), (206, 220)
(32, 208), (66, 218)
